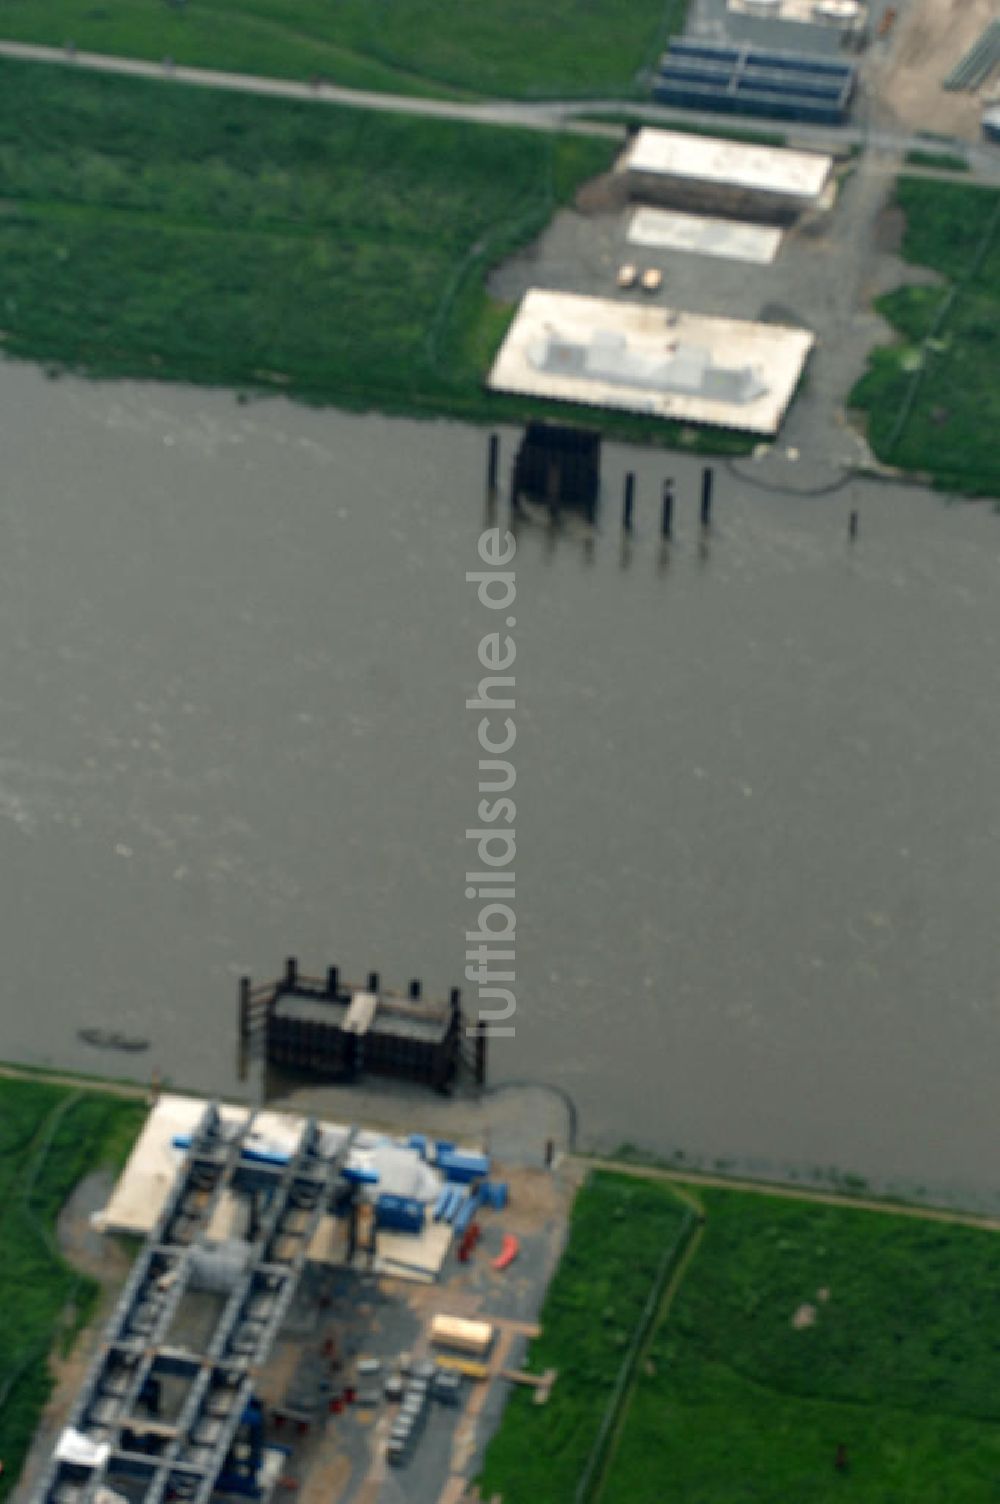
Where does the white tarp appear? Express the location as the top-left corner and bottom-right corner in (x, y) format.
(56, 1429), (111, 1468)
(354, 1142), (443, 1202)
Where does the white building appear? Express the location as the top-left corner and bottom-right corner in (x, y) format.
(618, 128), (835, 224)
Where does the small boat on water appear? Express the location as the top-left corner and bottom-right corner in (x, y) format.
(78, 1028), (150, 1053)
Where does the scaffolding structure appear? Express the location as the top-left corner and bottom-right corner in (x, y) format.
(35, 1104), (356, 1504)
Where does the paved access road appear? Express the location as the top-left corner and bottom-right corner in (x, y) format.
(2, 37), (999, 181)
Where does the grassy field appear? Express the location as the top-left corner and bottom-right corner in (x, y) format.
(0, 59), (753, 453)
(605, 1185), (1000, 1502)
(0, 0), (686, 99)
(0, 1078), (144, 1499)
(480, 1171), (1000, 1502)
(477, 1171), (694, 1504)
(904, 149), (969, 173)
(850, 177), (1000, 497)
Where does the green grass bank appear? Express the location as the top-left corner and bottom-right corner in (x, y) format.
(0, 0), (686, 99)
(480, 1171), (1000, 1502)
(850, 177), (1000, 497)
(903, 149), (969, 173)
(0, 1078), (144, 1499)
(604, 1185), (1000, 1502)
(0, 59), (752, 454)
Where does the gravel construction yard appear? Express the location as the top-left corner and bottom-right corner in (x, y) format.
(869, 0), (999, 141)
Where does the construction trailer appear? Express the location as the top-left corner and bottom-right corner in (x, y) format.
(653, 39), (856, 125)
(429, 1314), (496, 1359)
(239, 960), (487, 1092)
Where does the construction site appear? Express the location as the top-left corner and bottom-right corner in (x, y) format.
(488, 125), (832, 439)
(488, 0), (1000, 465)
(23, 1092), (572, 1504)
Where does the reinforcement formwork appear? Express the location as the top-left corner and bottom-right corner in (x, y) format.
(33, 1106), (357, 1504)
(239, 959), (484, 1092)
(512, 422), (602, 522)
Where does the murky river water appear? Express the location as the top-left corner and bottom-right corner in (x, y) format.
(2, 359), (999, 1205)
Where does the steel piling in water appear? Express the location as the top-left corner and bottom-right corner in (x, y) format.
(849, 510), (859, 541)
(661, 479), (674, 538)
(485, 433), (499, 523)
(700, 467), (714, 529)
(623, 472), (635, 534)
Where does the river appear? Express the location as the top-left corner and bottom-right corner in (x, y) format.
(2, 358), (999, 1206)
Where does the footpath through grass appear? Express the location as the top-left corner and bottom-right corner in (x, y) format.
(0, 0), (686, 99)
(850, 177), (1000, 497)
(0, 1078), (144, 1499)
(0, 59), (752, 453)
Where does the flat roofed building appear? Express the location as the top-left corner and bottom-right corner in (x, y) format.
(619, 127), (834, 222)
(725, 0), (867, 55)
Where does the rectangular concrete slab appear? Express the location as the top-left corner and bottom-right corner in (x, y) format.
(628, 207), (783, 263)
(488, 288), (814, 435)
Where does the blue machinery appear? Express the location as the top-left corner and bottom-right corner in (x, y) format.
(35, 1105), (357, 1504)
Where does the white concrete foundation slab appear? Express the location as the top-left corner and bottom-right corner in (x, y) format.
(488, 289), (814, 435)
(628, 207), (783, 264)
